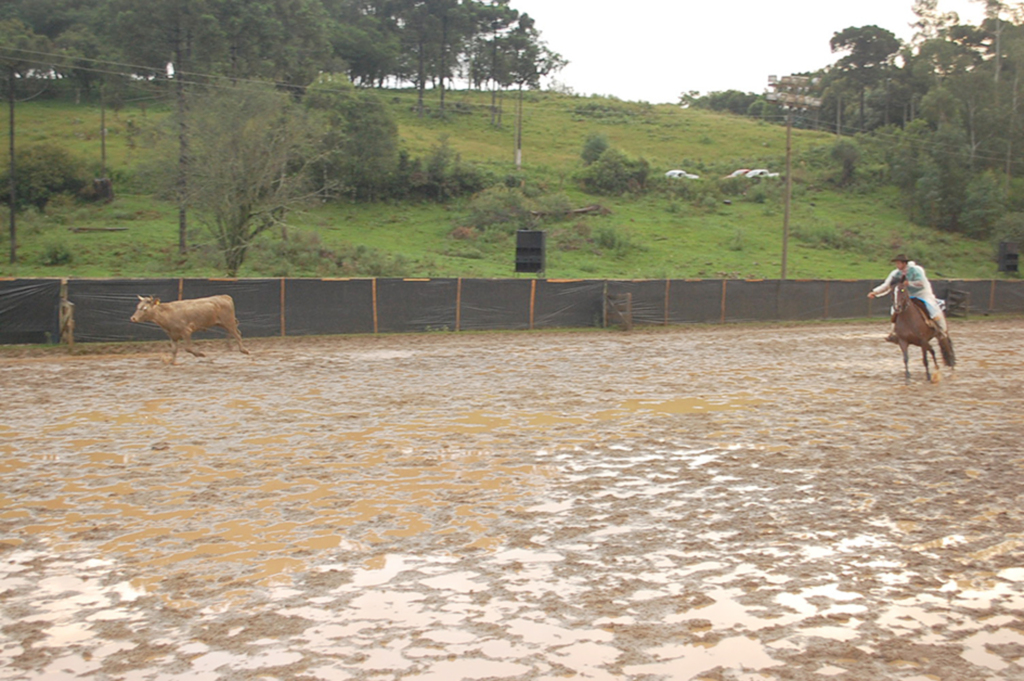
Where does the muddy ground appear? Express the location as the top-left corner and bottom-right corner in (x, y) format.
(1, 320), (1023, 681)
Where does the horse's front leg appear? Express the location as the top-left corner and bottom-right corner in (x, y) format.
(901, 343), (911, 383)
(920, 345), (931, 382)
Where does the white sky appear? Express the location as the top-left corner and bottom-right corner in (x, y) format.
(511, 0), (988, 104)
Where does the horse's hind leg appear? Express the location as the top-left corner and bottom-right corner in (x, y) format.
(921, 346), (934, 383)
(926, 346), (942, 383)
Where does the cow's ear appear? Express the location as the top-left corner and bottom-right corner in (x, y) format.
(153, 297), (161, 305)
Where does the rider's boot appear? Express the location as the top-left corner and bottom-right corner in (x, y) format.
(885, 323), (898, 343)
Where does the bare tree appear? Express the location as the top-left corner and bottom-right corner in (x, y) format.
(184, 85), (329, 276)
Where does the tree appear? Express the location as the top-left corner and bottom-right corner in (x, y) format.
(0, 19), (53, 264)
(911, 0), (960, 45)
(106, 0), (225, 255)
(184, 85), (326, 275)
(830, 139), (861, 186)
(830, 25), (901, 131)
(503, 13), (565, 168)
(468, 0), (519, 125)
(305, 72), (399, 200)
(327, 3), (402, 87)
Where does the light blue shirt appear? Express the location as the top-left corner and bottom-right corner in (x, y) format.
(872, 261), (943, 318)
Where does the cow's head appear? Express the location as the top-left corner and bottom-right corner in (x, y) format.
(130, 295), (160, 323)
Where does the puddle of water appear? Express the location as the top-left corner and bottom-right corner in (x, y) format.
(626, 636), (784, 677)
(961, 628), (1024, 672)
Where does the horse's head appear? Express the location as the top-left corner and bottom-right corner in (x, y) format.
(892, 275), (909, 312)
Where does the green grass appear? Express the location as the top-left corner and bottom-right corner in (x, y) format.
(0, 92), (1007, 281)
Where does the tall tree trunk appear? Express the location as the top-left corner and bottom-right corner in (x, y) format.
(175, 40), (189, 255)
(859, 86), (865, 131)
(438, 13), (448, 115)
(836, 95), (842, 137)
(515, 84), (523, 169)
(1007, 70), (1019, 193)
(416, 37), (426, 117)
(7, 68), (16, 265)
(100, 84), (107, 178)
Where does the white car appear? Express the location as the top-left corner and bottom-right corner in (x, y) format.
(726, 168), (751, 178)
(745, 169), (780, 178)
(666, 169), (700, 179)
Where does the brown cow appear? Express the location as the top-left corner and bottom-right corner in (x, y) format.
(130, 295), (250, 364)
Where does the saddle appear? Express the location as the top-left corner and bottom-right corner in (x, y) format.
(891, 298), (937, 329)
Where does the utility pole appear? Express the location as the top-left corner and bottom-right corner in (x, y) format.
(766, 75), (821, 280)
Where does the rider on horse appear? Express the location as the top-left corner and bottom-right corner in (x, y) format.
(867, 254), (949, 343)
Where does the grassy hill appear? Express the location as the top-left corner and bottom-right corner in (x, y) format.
(0, 89), (1007, 281)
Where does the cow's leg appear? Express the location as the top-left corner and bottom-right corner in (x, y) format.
(168, 339), (179, 365)
(182, 327), (206, 358)
(222, 319), (250, 355)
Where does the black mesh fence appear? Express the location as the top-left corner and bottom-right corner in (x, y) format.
(284, 279), (376, 336)
(2, 277), (1021, 345)
(534, 280), (606, 329)
(458, 279), (533, 331)
(668, 280), (724, 324)
(377, 279), (460, 333)
(68, 278), (181, 343)
(0, 279), (61, 344)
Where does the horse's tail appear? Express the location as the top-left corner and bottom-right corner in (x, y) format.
(939, 333), (956, 368)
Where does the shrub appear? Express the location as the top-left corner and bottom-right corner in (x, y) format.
(464, 187), (537, 234)
(580, 133), (610, 165)
(576, 148), (650, 196)
(0, 143), (88, 211)
(594, 225), (642, 257)
(40, 241), (73, 266)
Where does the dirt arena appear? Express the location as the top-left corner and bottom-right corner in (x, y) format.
(2, 319), (1024, 681)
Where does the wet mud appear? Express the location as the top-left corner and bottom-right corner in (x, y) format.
(1, 320), (1023, 681)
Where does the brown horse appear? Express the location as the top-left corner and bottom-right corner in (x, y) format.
(892, 283), (956, 383)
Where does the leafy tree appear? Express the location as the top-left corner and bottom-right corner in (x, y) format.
(5, 0), (104, 40)
(689, 90), (761, 116)
(910, 125), (972, 230)
(960, 171), (1005, 237)
(910, 0), (961, 45)
(255, 0), (333, 89)
(830, 139), (861, 186)
(830, 25), (901, 131)
(183, 85), (326, 276)
(503, 13), (565, 168)
(327, 3), (401, 87)
(305, 72), (399, 200)
(468, 0), (519, 125)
